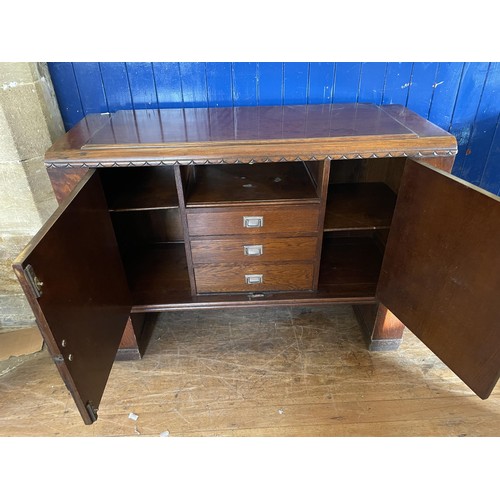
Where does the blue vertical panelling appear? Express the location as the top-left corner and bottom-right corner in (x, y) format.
(72, 62), (108, 114)
(307, 63), (335, 104)
(493, 132), (500, 197)
(257, 63), (283, 105)
(283, 63), (309, 105)
(333, 63), (361, 102)
(466, 63), (500, 190)
(47, 62), (83, 129)
(428, 63), (464, 130)
(178, 63), (208, 107)
(99, 63), (132, 112)
(125, 63), (158, 109)
(481, 121), (500, 195)
(232, 63), (258, 106)
(152, 63), (183, 107)
(448, 62), (490, 177)
(206, 63), (233, 107)
(358, 63), (387, 104)
(406, 62), (439, 119)
(381, 63), (413, 106)
(48, 61), (500, 195)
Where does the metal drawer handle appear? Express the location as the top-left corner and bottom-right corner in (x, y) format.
(244, 244), (263, 256)
(243, 216), (264, 228)
(245, 274), (263, 285)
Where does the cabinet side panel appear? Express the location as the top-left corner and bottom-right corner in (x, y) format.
(47, 166), (89, 203)
(416, 155), (455, 173)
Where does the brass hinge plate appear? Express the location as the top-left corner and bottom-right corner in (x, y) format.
(24, 264), (43, 298)
(86, 401), (98, 423)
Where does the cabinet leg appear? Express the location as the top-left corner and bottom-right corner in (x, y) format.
(353, 303), (405, 351)
(115, 313), (156, 361)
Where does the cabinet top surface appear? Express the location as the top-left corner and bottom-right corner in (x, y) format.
(46, 103), (457, 164)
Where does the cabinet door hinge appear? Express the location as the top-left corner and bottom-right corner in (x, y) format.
(24, 264), (43, 298)
(53, 354), (64, 364)
(86, 401), (98, 423)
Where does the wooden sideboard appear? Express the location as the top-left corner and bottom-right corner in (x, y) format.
(13, 103), (500, 425)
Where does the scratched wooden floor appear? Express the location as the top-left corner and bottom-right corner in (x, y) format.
(1, 305), (499, 437)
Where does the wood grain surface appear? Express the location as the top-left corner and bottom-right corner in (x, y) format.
(324, 183), (397, 231)
(194, 262), (315, 293)
(45, 104), (457, 166)
(186, 162), (319, 206)
(378, 160), (500, 399)
(187, 205), (320, 237)
(82, 104), (418, 147)
(12, 170), (132, 424)
(100, 166), (179, 211)
(1, 306), (499, 436)
(190, 236), (318, 264)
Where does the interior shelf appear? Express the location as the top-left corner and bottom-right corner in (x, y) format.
(123, 236), (383, 311)
(122, 243), (192, 306)
(100, 167), (179, 212)
(324, 182), (397, 232)
(186, 162), (320, 207)
(115, 174), (388, 309)
(317, 235), (383, 298)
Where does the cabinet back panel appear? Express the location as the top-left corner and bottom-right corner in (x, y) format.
(111, 208), (184, 246)
(324, 183), (397, 232)
(186, 162), (319, 207)
(99, 166), (179, 211)
(329, 158), (406, 194)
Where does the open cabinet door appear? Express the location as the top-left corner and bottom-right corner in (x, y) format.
(13, 170), (132, 424)
(377, 159), (500, 399)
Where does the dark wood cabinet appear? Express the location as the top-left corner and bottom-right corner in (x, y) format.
(13, 103), (500, 424)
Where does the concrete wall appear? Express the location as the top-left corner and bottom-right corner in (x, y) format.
(0, 62), (64, 328)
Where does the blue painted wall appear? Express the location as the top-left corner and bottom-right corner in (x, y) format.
(48, 62), (500, 195)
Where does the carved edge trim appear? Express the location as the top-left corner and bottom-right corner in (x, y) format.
(45, 150), (457, 168)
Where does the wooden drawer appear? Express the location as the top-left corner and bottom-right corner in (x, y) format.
(194, 262), (315, 293)
(191, 236), (318, 265)
(186, 205), (320, 237)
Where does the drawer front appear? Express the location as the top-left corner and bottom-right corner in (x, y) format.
(187, 205), (320, 237)
(191, 236), (318, 265)
(194, 262), (315, 293)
